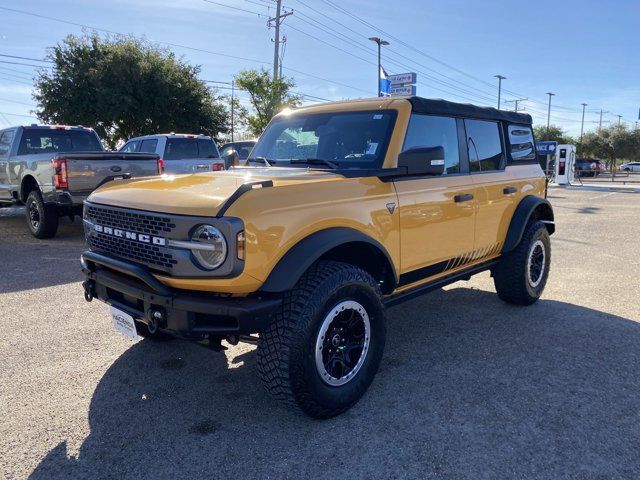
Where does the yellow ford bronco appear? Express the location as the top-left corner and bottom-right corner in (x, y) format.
(81, 96), (554, 418)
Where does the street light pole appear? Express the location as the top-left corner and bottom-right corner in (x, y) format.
(369, 37), (389, 97)
(545, 92), (555, 136)
(579, 102), (587, 145)
(494, 75), (506, 109)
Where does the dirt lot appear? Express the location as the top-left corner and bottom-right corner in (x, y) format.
(1, 188), (639, 480)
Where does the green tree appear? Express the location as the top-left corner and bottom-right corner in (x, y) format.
(533, 124), (575, 145)
(581, 124), (640, 168)
(234, 69), (301, 136)
(34, 34), (228, 148)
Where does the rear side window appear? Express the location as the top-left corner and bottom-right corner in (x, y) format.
(120, 140), (140, 153)
(403, 114), (460, 174)
(17, 130), (102, 155)
(164, 138), (198, 160)
(197, 139), (218, 158)
(508, 125), (535, 161)
(465, 120), (504, 172)
(139, 139), (158, 153)
(0, 130), (15, 157)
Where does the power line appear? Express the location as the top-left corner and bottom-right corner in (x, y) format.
(0, 53), (52, 63)
(0, 97), (37, 107)
(0, 60), (51, 69)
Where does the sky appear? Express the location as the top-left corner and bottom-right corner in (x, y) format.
(0, 0), (638, 136)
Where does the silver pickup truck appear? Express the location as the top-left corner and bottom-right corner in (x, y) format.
(0, 125), (160, 238)
(119, 133), (224, 174)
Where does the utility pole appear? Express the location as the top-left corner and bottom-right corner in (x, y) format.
(579, 103), (587, 145)
(494, 75), (506, 109)
(546, 92), (555, 136)
(230, 79), (235, 142)
(598, 109), (609, 131)
(504, 98), (527, 112)
(369, 37), (389, 97)
(268, 0), (292, 80)
(616, 114), (623, 125)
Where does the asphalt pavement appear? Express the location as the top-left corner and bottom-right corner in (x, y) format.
(1, 188), (639, 480)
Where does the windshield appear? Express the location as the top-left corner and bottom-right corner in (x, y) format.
(250, 110), (397, 169)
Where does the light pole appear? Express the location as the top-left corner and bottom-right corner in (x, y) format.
(494, 75), (506, 109)
(369, 37), (389, 97)
(546, 92), (555, 137)
(579, 103), (587, 145)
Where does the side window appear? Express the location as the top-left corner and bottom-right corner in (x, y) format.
(402, 114), (460, 174)
(465, 119), (504, 172)
(0, 130), (14, 157)
(120, 140), (140, 153)
(508, 125), (535, 161)
(139, 139), (158, 153)
(197, 139), (218, 158)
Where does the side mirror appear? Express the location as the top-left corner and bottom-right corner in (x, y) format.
(397, 146), (445, 176)
(222, 149), (239, 168)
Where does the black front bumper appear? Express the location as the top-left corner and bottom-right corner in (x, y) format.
(81, 251), (281, 338)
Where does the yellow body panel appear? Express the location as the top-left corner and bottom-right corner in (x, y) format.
(86, 97), (548, 296)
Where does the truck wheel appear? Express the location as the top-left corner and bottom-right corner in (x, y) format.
(493, 220), (550, 305)
(257, 260), (386, 419)
(25, 190), (59, 239)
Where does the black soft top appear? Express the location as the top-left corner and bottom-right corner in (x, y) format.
(408, 97), (532, 125)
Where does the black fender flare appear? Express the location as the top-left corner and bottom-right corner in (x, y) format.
(259, 227), (397, 293)
(502, 196), (555, 253)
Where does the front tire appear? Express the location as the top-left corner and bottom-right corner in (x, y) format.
(25, 190), (59, 239)
(257, 261), (386, 419)
(493, 220), (551, 305)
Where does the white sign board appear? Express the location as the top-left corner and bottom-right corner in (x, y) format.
(390, 85), (417, 96)
(388, 72), (417, 86)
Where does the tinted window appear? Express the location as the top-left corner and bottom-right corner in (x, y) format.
(0, 130), (15, 157)
(235, 143), (254, 160)
(508, 125), (535, 161)
(465, 120), (504, 172)
(120, 140), (140, 153)
(197, 139), (218, 158)
(164, 138), (198, 160)
(251, 110), (396, 168)
(139, 139), (158, 153)
(403, 114), (460, 174)
(18, 129), (102, 155)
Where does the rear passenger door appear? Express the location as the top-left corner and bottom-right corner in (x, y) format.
(466, 119), (517, 257)
(394, 114), (476, 286)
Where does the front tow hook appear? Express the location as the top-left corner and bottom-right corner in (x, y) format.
(83, 280), (95, 302)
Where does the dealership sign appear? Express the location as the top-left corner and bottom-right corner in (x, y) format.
(536, 141), (557, 154)
(390, 85), (417, 96)
(388, 72), (417, 97)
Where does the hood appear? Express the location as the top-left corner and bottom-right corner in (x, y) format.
(87, 167), (338, 216)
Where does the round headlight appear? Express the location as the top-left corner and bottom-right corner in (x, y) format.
(190, 225), (227, 270)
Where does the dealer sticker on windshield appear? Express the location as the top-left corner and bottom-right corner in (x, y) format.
(110, 306), (138, 341)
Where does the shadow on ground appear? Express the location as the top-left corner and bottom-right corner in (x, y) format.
(0, 206), (85, 293)
(29, 288), (640, 479)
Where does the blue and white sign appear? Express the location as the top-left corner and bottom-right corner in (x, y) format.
(388, 72), (417, 86)
(536, 141), (557, 154)
(379, 66), (391, 97)
(390, 85), (417, 96)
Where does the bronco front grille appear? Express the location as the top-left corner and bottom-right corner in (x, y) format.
(85, 205), (178, 271)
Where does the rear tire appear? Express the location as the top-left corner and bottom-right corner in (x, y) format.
(257, 260), (386, 419)
(25, 190), (59, 239)
(493, 220), (550, 305)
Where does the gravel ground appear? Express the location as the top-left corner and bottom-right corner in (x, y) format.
(1, 188), (639, 480)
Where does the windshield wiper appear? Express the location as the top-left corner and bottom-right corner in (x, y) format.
(247, 156), (272, 167)
(290, 158), (339, 169)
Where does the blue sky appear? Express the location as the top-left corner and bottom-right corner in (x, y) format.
(0, 0), (638, 136)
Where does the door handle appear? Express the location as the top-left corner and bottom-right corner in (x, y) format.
(454, 193), (474, 203)
(503, 186), (517, 195)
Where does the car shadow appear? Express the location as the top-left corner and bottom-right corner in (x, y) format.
(0, 206), (85, 293)
(29, 287), (640, 479)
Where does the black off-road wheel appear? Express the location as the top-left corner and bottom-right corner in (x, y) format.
(257, 260), (387, 419)
(25, 190), (59, 239)
(493, 220), (551, 305)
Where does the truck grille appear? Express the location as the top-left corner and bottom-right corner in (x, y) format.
(85, 205), (177, 271)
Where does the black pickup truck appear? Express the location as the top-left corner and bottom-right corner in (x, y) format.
(0, 125), (160, 238)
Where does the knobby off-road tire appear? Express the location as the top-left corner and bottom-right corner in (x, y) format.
(493, 220), (551, 305)
(257, 260), (387, 419)
(25, 190), (59, 239)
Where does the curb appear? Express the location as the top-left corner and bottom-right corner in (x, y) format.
(549, 184), (640, 193)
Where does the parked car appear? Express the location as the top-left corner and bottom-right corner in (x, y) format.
(0, 125), (160, 238)
(81, 96), (554, 418)
(619, 161), (640, 172)
(119, 133), (224, 174)
(574, 158), (598, 177)
(219, 140), (256, 167)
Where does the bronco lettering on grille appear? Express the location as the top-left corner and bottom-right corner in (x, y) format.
(93, 224), (166, 246)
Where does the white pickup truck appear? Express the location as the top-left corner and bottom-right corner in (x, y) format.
(119, 133), (225, 174)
